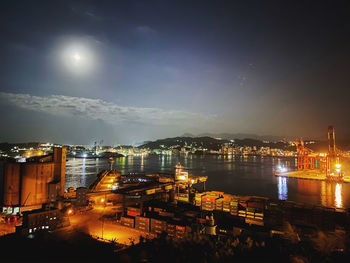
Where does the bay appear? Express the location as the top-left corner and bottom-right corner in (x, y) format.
(65, 155), (350, 208)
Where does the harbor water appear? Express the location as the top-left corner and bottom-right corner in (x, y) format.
(65, 155), (350, 209)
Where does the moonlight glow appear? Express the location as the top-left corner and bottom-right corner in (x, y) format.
(73, 53), (81, 62)
(56, 39), (97, 75)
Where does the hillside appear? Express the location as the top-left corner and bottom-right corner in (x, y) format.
(138, 136), (228, 151)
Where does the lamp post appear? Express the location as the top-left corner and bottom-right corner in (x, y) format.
(101, 192), (106, 239)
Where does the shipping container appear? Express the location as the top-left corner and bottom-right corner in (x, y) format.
(159, 211), (175, 218)
(127, 210), (140, 217)
(127, 206), (141, 213)
(246, 207), (255, 219)
(121, 216), (135, 228)
(135, 216), (150, 232)
(223, 200), (231, 212)
(201, 200), (215, 211)
(215, 198), (223, 211)
(183, 211), (199, 218)
(202, 196), (217, 202)
(177, 193), (189, 202)
(150, 218), (167, 234)
(176, 225), (185, 232)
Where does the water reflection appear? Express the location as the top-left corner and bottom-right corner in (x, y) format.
(140, 155), (144, 172)
(81, 158), (86, 186)
(278, 177), (288, 200)
(319, 181), (344, 208)
(335, 183), (343, 208)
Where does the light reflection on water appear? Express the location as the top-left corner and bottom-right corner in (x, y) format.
(65, 155), (350, 208)
(278, 177), (288, 200)
(335, 183), (343, 208)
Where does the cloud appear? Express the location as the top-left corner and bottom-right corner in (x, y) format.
(0, 92), (214, 127)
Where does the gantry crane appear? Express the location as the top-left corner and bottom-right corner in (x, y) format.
(295, 126), (343, 181)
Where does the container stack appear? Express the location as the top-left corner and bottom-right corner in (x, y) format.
(238, 199), (248, 217)
(177, 193), (189, 202)
(127, 206), (141, 217)
(223, 199), (231, 212)
(201, 192), (222, 211)
(230, 198), (239, 215)
(150, 218), (167, 234)
(201, 195), (216, 211)
(247, 199), (264, 221)
(195, 193), (204, 206)
(175, 225), (186, 239)
(215, 197), (223, 211)
(121, 216), (135, 228)
(135, 216), (150, 232)
(166, 223), (176, 238)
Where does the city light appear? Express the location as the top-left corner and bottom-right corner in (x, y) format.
(277, 166), (287, 173)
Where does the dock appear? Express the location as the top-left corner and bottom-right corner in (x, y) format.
(275, 170), (350, 183)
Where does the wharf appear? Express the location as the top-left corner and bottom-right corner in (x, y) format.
(275, 170), (350, 183)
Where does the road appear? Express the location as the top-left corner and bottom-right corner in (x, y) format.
(68, 206), (153, 245)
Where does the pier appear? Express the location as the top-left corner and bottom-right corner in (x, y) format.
(275, 170), (350, 183)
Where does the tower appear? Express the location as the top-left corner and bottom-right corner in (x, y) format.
(53, 147), (67, 197)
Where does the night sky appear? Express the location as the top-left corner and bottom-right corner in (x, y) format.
(1, 0), (350, 145)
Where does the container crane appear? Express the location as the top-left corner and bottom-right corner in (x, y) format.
(295, 126), (343, 181)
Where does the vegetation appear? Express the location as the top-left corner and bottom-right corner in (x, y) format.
(118, 227), (350, 263)
(0, 224), (349, 263)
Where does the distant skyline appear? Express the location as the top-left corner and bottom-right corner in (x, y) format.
(1, 0), (350, 144)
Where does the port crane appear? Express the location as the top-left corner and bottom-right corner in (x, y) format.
(295, 126), (343, 181)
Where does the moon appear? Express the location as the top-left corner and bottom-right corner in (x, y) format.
(73, 53), (81, 62)
(54, 37), (98, 76)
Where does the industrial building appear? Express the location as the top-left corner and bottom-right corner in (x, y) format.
(16, 207), (69, 235)
(0, 147), (66, 215)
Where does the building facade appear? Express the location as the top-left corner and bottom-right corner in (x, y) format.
(0, 147), (66, 214)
